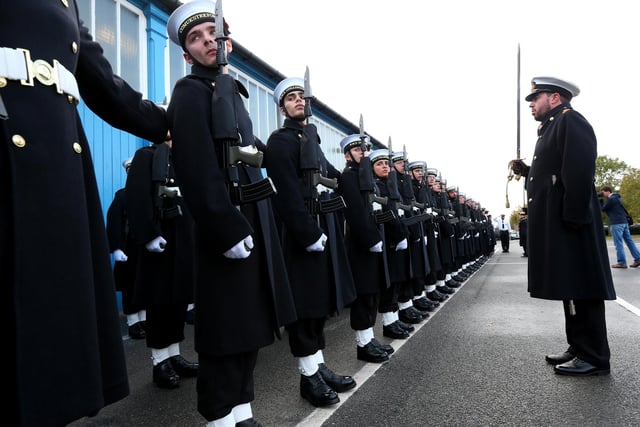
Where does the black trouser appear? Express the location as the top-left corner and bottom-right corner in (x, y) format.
(144, 304), (187, 349)
(563, 299), (610, 368)
(286, 317), (326, 357)
(500, 230), (510, 251)
(350, 293), (379, 330)
(197, 350), (258, 421)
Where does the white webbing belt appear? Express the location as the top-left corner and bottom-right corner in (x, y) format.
(0, 47), (80, 101)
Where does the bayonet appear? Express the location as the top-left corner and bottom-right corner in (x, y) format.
(214, 0), (228, 70)
(304, 66), (313, 119)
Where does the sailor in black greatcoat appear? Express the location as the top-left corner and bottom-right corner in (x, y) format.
(265, 77), (357, 408)
(166, 3), (297, 425)
(1, 1), (169, 425)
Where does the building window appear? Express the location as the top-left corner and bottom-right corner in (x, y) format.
(77, 0), (147, 94)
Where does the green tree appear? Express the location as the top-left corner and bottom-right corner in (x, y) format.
(620, 167), (640, 221)
(595, 155), (630, 190)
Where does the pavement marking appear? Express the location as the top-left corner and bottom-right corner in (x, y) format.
(615, 297), (640, 317)
(296, 264), (484, 427)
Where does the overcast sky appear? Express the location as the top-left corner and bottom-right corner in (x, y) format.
(220, 0), (639, 217)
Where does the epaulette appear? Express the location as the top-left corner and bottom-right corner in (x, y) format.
(562, 107), (572, 114)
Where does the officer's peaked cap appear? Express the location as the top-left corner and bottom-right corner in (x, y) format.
(167, 0), (229, 49)
(369, 149), (389, 165)
(273, 77), (304, 107)
(341, 134), (366, 153)
(525, 76), (580, 102)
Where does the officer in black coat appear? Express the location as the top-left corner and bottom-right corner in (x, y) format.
(265, 77), (357, 408)
(166, 3), (297, 425)
(106, 156), (146, 340)
(1, 1), (169, 425)
(518, 208), (528, 257)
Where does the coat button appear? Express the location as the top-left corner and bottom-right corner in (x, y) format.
(0, 77), (7, 88)
(529, 176), (533, 182)
(528, 198), (533, 203)
(60, 0), (69, 7)
(73, 142), (82, 153)
(71, 42), (78, 54)
(12, 134), (26, 148)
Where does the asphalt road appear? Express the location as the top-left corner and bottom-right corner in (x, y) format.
(70, 239), (640, 427)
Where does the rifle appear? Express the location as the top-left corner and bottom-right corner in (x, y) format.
(386, 137), (412, 214)
(299, 66), (345, 214)
(358, 115), (394, 224)
(151, 143), (183, 220)
(211, 0), (275, 205)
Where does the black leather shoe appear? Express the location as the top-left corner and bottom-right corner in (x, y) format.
(383, 321), (410, 339)
(300, 372), (340, 407)
(371, 338), (395, 355)
(170, 355), (198, 377)
(128, 322), (146, 340)
(399, 307), (425, 324)
(445, 279), (461, 288)
(545, 350), (575, 365)
(412, 297), (436, 312)
(236, 417), (263, 427)
(427, 290), (448, 302)
(153, 359), (180, 389)
(554, 357), (610, 376)
(437, 285), (455, 294)
(317, 363), (356, 393)
(396, 320), (415, 332)
(357, 342), (389, 363)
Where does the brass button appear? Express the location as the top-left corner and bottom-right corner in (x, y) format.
(528, 198), (533, 203)
(73, 142), (82, 153)
(0, 77), (6, 88)
(60, 0), (69, 7)
(12, 134), (26, 148)
(71, 41), (78, 54)
(169, 178), (175, 184)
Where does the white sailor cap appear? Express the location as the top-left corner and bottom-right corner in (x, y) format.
(408, 161), (426, 171)
(525, 76), (580, 102)
(167, 0), (229, 49)
(391, 151), (405, 162)
(369, 149), (389, 165)
(122, 157), (133, 170)
(273, 77), (304, 107)
(340, 134), (366, 153)
(426, 168), (438, 176)
(446, 185), (457, 192)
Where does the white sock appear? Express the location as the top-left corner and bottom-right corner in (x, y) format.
(167, 342), (180, 358)
(414, 291), (426, 300)
(398, 300), (412, 310)
(207, 412), (235, 427)
(232, 403), (252, 423)
(445, 274), (452, 281)
(138, 309), (147, 322)
(436, 280), (446, 287)
(187, 303), (195, 311)
(426, 284), (436, 292)
(297, 355), (319, 376)
(381, 312), (396, 326)
(355, 327), (374, 347)
(314, 350), (325, 365)
(151, 347), (170, 366)
(126, 313), (140, 327)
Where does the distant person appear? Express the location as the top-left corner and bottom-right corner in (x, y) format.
(497, 213), (511, 253)
(518, 209), (528, 257)
(600, 186), (640, 268)
(1, 2), (169, 425)
(511, 76), (615, 376)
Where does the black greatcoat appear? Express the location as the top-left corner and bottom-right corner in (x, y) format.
(125, 145), (195, 306)
(265, 119), (356, 317)
(375, 178), (409, 284)
(338, 161), (387, 294)
(524, 103), (615, 300)
(168, 66), (296, 356)
(0, 1), (168, 425)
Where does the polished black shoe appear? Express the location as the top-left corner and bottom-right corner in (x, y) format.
(128, 322), (146, 340)
(426, 290), (447, 302)
(170, 355), (198, 377)
(412, 297), (436, 312)
(370, 338), (395, 355)
(153, 359), (180, 389)
(398, 307), (425, 324)
(437, 285), (455, 294)
(357, 342), (389, 363)
(545, 350), (575, 365)
(184, 308), (195, 325)
(554, 357), (610, 376)
(383, 321), (410, 339)
(236, 417), (263, 427)
(396, 320), (415, 332)
(300, 372), (340, 407)
(317, 363), (356, 393)
(445, 279), (461, 288)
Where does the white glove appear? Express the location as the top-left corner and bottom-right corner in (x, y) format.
(145, 236), (166, 253)
(112, 249), (128, 262)
(395, 238), (408, 251)
(369, 241), (383, 253)
(306, 233), (327, 252)
(434, 230), (439, 239)
(224, 235), (254, 259)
